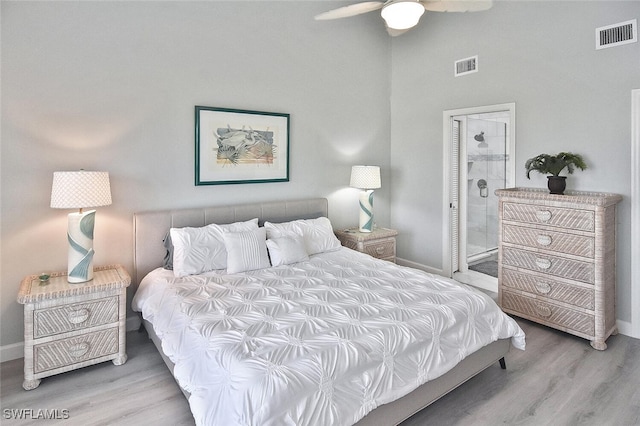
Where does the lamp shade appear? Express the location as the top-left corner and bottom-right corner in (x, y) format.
(381, 0), (425, 30)
(51, 171), (112, 209)
(350, 166), (381, 190)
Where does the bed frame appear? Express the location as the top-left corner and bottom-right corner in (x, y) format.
(133, 198), (510, 425)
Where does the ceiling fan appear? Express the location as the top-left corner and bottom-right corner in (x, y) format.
(315, 0), (493, 36)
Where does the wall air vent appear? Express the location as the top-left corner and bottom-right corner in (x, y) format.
(596, 19), (637, 50)
(454, 56), (478, 77)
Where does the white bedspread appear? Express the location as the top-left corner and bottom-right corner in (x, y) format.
(133, 248), (525, 426)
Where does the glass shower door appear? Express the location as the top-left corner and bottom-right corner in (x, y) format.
(466, 117), (507, 262)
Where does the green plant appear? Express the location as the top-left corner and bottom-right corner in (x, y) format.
(525, 152), (587, 179)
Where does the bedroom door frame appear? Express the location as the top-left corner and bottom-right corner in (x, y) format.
(442, 103), (516, 281)
(631, 88), (640, 338)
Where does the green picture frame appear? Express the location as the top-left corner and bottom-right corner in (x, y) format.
(195, 106), (290, 185)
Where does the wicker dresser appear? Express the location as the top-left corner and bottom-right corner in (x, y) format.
(496, 188), (622, 350)
(17, 265), (131, 390)
(334, 227), (398, 262)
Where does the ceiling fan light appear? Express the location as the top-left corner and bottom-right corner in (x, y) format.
(381, 1), (425, 30)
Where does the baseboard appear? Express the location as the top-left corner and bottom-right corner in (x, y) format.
(395, 257), (443, 276)
(617, 320), (635, 338)
(0, 316), (144, 363)
(0, 341), (23, 363)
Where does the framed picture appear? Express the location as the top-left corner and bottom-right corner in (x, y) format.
(195, 106), (290, 185)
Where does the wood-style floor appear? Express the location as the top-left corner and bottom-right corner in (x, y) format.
(2, 318), (639, 426)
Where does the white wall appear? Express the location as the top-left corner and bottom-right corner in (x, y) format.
(0, 1), (392, 350)
(390, 1), (640, 325)
(3, 0), (639, 355)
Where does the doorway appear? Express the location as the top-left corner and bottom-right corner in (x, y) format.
(442, 103), (515, 292)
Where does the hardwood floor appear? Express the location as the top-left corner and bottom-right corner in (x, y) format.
(2, 318), (639, 425)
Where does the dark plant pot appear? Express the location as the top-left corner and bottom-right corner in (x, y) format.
(547, 176), (567, 195)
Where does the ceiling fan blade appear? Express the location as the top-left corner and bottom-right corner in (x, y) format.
(314, 1), (384, 20)
(421, 0), (493, 12)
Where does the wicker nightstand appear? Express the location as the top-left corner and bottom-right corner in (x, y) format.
(17, 264), (131, 390)
(335, 227), (398, 262)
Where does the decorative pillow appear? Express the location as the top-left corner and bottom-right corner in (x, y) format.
(223, 227), (271, 274)
(264, 217), (341, 255)
(170, 218), (258, 277)
(266, 235), (309, 266)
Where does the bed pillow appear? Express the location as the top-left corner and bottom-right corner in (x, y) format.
(266, 235), (309, 266)
(162, 231), (174, 270)
(264, 217), (341, 255)
(170, 218), (259, 277)
(223, 227), (271, 274)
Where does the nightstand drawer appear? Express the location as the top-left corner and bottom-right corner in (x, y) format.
(502, 291), (594, 336)
(502, 224), (595, 258)
(34, 296), (119, 338)
(34, 327), (119, 374)
(363, 237), (395, 260)
(503, 202), (594, 232)
(334, 228), (398, 263)
(502, 247), (594, 284)
(501, 268), (594, 310)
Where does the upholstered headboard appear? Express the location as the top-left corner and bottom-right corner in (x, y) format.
(132, 198), (328, 285)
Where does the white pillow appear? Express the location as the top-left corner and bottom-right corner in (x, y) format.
(170, 218), (258, 277)
(264, 217), (341, 255)
(266, 235), (309, 266)
(223, 227), (271, 274)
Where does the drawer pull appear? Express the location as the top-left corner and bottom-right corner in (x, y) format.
(536, 258), (552, 269)
(375, 246), (385, 255)
(536, 235), (552, 246)
(68, 308), (90, 324)
(535, 282), (552, 294)
(68, 342), (90, 358)
(535, 304), (553, 318)
(536, 210), (552, 222)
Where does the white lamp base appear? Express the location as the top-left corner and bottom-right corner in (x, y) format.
(67, 210), (96, 283)
(358, 190), (375, 232)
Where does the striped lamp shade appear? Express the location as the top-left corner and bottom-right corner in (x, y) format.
(51, 171), (112, 209)
(350, 166), (381, 190)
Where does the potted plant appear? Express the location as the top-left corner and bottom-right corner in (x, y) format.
(525, 152), (587, 195)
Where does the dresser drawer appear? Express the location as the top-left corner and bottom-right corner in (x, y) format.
(502, 224), (595, 258)
(34, 296), (119, 338)
(502, 291), (594, 336)
(503, 202), (594, 232)
(502, 247), (594, 284)
(33, 327), (119, 373)
(501, 268), (594, 310)
(362, 237), (395, 260)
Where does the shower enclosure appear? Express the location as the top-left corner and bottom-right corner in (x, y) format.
(444, 103), (514, 291)
(465, 113), (509, 264)
(465, 116), (508, 263)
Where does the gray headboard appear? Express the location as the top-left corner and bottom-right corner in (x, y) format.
(132, 198), (328, 285)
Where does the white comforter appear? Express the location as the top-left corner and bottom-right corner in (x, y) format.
(133, 248), (525, 426)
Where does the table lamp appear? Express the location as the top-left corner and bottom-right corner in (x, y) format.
(50, 171), (112, 283)
(350, 165), (381, 232)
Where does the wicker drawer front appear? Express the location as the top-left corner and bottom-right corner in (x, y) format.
(502, 291), (594, 336)
(363, 238), (395, 259)
(33, 327), (119, 373)
(503, 203), (594, 232)
(503, 247), (594, 284)
(502, 224), (595, 258)
(501, 268), (594, 310)
(34, 297), (119, 338)
(340, 239), (358, 251)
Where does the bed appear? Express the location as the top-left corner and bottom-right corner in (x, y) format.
(132, 198), (525, 425)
